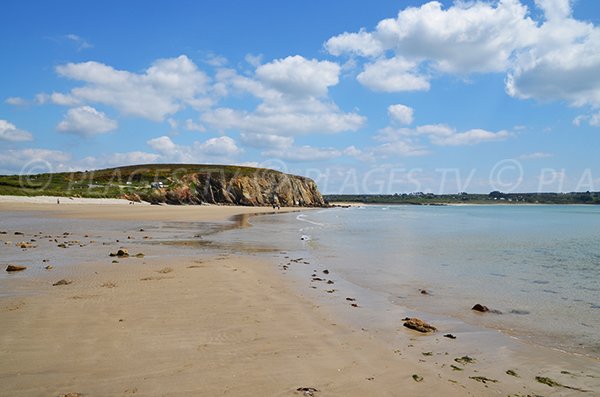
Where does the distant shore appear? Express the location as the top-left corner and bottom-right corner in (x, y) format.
(1, 202), (598, 396)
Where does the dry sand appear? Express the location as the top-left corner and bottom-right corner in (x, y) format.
(1, 198), (598, 396)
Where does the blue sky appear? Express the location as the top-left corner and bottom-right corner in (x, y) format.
(1, 0), (599, 194)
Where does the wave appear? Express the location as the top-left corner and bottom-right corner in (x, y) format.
(296, 213), (324, 226)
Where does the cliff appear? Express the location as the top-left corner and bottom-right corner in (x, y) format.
(0, 164), (326, 207)
(145, 170), (325, 207)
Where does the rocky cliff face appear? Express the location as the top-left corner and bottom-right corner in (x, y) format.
(144, 171), (325, 207)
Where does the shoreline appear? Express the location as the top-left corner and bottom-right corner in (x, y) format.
(1, 202), (599, 395)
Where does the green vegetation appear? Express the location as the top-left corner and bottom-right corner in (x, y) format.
(0, 164), (292, 200)
(326, 191), (600, 205)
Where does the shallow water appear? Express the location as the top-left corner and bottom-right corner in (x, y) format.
(213, 205), (600, 357)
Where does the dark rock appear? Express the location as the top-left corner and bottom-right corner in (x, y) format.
(444, 333), (457, 339)
(6, 265), (27, 272)
(322, 269), (329, 274)
(412, 374), (424, 382)
(17, 241), (35, 249)
(14, 231), (24, 235)
(109, 249), (129, 257)
(454, 355), (476, 365)
(510, 309), (530, 315)
(44, 265), (53, 270)
(469, 376), (498, 384)
(297, 387), (319, 396)
(402, 317), (437, 333)
(345, 297), (356, 301)
(420, 289), (429, 295)
(471, 303), (489, 312)
(326, 280), (334, 284)
(53, 279), (73, 286)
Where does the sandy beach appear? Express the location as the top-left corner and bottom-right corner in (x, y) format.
(1, 198), (599, 396)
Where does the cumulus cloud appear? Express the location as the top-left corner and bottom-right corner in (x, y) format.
(325, 28), (385, 57)
(0, 120), (33, 142)
(0, 148), (71, 173)
(57, 106), (118, 136)
(54, 55), (210, 121)
(255, 55), (340, 97)
(357, 57), (430, 92)
(506, 19), (600, 107)
(35, 92), (81, 106)
(202, 55), (365, 135)
(388, 104), (414, 125)
(146, 135), (241, 163)
(325, 0), (600, 109)
(326, 0), (536, 74)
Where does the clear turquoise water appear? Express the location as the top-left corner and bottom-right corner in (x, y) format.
(215, 205), (600, 357)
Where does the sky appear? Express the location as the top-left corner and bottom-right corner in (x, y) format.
(1, 0), (600, 194)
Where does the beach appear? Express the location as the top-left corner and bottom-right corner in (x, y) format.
(1, 198), (599, 396)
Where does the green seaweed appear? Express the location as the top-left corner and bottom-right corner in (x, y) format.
(454, 355), (476, 365)
(469, 376), (499, 384)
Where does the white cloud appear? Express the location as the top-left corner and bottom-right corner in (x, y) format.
(326, 0), (600, 109)
(244, 53), (263, 68)
(0, 120), (33, 142)
(506, 21), (600, 107)
(240, 132), (294, 149)
(54, 55), (210, 121)
(534, 0), (571, 21)
(35, 92), (81, 106)
(65, 34), (93, 50)
(357, 57), (430, 92)
(373, 140), (430, 157)
(204, 53), (228, 67)
(325, 28), (384, 58)
(388, 104), (414, 125)
(376, 122), (511, 149)
(167, 118), (178, 130)
(5, 97), (28, 106)
(0, 148), (71, 173)
(202, 106), (364, 136)
(519, 152), (553, 160)
(255, 55), (340, 97)
(327, 0), (536, 74)
(415, 124), (511, 146)
(263, 145), (343, 162)
(146, 135), (241, 163)
(57, 106), (118, 136)
(202, 55), (365, 135)
(184, 118), (206, 132)
(105, 151), (160, 166)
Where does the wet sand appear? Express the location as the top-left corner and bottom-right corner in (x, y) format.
(1, 199), (599, 396)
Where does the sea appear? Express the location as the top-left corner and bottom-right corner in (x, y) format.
(211, 204), (600, 358)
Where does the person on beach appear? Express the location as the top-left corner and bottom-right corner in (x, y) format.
(57, 198), (60, 204)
